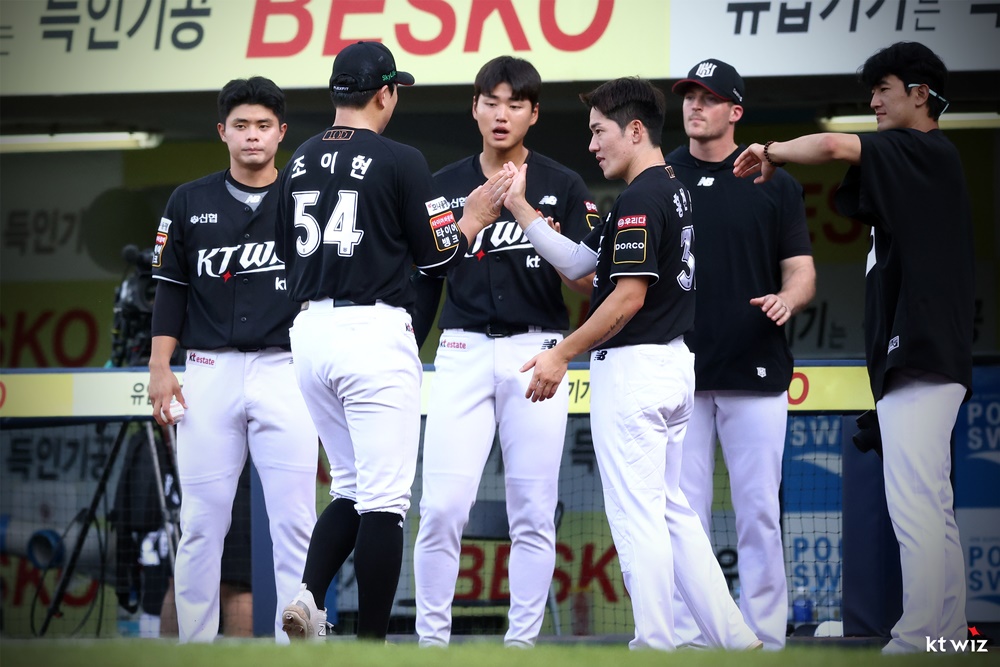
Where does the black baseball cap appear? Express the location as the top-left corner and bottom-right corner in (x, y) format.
(672, 59), (745, 105)
(329, 41), (415, 93)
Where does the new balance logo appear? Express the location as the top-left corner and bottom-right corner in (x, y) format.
(888, 335), (900, 354)
(593, 350), (608, 361)
(539, 195), (558, 206)
(696, 177), (715, 187)
(541, 339), (557, 350)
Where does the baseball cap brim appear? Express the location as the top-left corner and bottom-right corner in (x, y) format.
(396, 70), (415, 86)
(671, 78), (737, 102)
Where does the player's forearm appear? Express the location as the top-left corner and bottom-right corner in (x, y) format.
(522, 218), (596, 280)
(557, 279), (645, 358)
(765, 133), (862, 166)
(778, 256), (817, 316)
(149, 336), (179, 372)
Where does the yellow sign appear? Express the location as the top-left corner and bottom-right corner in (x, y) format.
(2, 365), (872, 419)
(1, 0), (667, 95)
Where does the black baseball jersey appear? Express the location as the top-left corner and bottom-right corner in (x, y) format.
(151, 170), (298, 350)
(430, 152), (599, 330)
(835, 128), (974, 401)
(276, 126), (468, 310)
(585, 165), (695, 349)
(666, 145), (812, 392)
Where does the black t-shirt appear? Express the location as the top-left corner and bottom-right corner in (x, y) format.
(835, 128), (974, 400)
(151, 170), (299, 350)
(276, 126), (468, 310)
(666, 145), (812, 392)
(431, 152), (598, 331)
(585, 165), (695, 349)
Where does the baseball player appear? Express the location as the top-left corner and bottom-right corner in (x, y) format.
(148, 76), (318, 643)
(734, 41), (974, 654)
(667, 59), (815, 650)
(274, 41), (509, 642)
(411, 56), (599, 649)
(502, 77), (761, 651)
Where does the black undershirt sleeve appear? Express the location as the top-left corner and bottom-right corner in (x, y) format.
(150, 280), (188, 339)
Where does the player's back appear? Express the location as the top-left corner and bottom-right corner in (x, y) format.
(277, 127), (459, 311)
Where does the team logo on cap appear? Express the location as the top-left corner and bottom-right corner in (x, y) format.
(695, 61), (717, 78)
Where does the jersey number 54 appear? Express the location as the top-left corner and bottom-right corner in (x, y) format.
(292, 190), (364, 258)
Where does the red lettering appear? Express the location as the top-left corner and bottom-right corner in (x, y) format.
(324, 0), (385, 55)
(62, 576), (99, 606)
(247, 0), (313, 58)
(787, 371), (809, 405)
(9, 311), (53, 368)
(396, 0), (455, 55)
(488, 543), (511, 600)
(539, 0), (612, 51)
(552, 542), (573, 602)
(53, 310), (97, 367)
(579, 543), (618, 602)
(464, 0), (529, 52)
(455, 544), (484, 599)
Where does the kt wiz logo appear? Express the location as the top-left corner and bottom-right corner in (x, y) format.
(925, 627), (989, 652)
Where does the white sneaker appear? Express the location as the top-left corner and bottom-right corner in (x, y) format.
(282, 584), (327, 642)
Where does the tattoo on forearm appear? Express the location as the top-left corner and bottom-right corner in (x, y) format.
(592, 313), (626, 348)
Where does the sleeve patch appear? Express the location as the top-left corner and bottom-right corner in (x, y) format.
(616, 214), (646, 229)
(429, 211), (460, 251)
(158, 217), (172, 232)
(612, 228), (647, 264)
(152, 232), (168, 268)
(585, 200), (599, 213)
(425, 196), (451, 215)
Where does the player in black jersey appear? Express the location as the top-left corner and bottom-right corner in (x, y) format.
(735, 42), (974, 654)
(275, 41), (508, 642)
(411, 56), (599, 648)
(503, 77), (760, 651)
(667, 59), (815, 650)
(148, 76), (318, 643)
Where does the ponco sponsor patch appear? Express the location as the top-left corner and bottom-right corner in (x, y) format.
(612, 228), (647, 264)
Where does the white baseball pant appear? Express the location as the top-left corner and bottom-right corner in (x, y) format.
(174, 348), (317, 643)
(289, 301), (421, 517)
(672, 390), (789, 649)
(877, 369), (967, 654)
(415, 329), (567, 648)
(589, 340), (758, 650)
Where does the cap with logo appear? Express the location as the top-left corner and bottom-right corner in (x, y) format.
(672, 59), (745, 105)
(329, 41), (415, 93)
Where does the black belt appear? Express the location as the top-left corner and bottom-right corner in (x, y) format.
(236, 344), (292, 352)
(300, 298), (375, 310)
(463, 324), (534, 338)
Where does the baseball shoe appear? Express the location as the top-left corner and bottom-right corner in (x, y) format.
(282, 583), (327, 641)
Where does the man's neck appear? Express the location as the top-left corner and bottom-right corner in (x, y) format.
(479, 144), (529, 177)
(333, 107), (383, 134)
(688, 136), (738, 163)
(230, 162), (277, 188)
(624, 147), (667, 185)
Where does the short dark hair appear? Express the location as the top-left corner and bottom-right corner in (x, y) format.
(474, 56), (541, 107)
(218, 76), (286, 125)
(329, 82), (396, 110)
(580, 77), (665, 147)
(859, 41), (949, 120)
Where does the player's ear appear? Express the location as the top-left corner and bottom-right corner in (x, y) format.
(472, 95), (479, 121)
(730, 104), (744, 124)
(217, 123), (226, 142)
(529, 102), (539, 127)
(629, 119), (643, 144)
(278, 122), (288, 143)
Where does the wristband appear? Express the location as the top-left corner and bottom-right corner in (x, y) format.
(763, 141), (786, 167)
